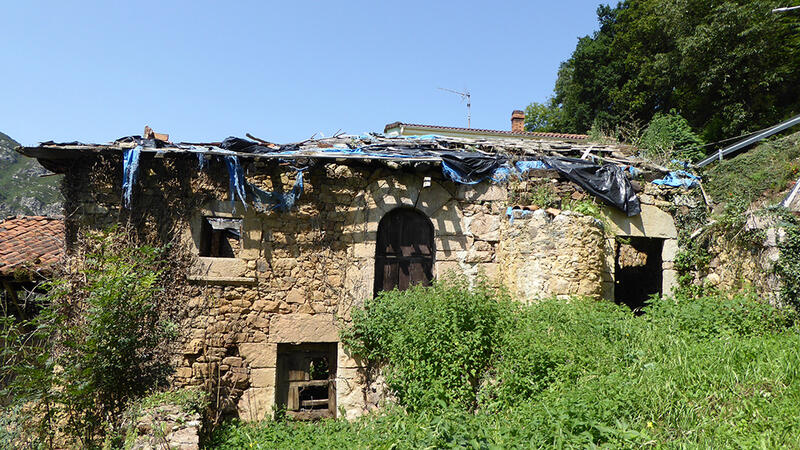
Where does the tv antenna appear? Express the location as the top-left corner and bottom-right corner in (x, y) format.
(438, 87), (471, 128)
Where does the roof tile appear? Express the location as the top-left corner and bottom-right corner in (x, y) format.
(386, 122), (589, 140)
(0, 216), (64, 276)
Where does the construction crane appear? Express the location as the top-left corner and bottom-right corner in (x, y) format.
(438, 87), (471, 128)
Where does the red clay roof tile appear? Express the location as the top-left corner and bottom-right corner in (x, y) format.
(0, 216), (64, 276)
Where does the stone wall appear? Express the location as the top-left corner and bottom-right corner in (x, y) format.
(498, 209), (605, 301)
(59, 153), (681, 421)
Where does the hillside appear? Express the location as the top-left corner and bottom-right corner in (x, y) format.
(0, 131), (62, 218)
(703, 131), (800, 208)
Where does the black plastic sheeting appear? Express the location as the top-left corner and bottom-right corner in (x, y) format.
(439, 153), (506, 184)
(220, 136), (275, 154)
(544, 157), (641, 217)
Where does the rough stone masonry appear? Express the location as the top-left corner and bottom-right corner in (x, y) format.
(22, 140), (688, 421)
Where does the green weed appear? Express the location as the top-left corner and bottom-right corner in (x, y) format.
(211, 280), (800, 448)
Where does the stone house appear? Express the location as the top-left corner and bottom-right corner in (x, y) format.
(17, 123), (685, 421)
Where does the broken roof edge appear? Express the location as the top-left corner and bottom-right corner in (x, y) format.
(15, 132), (664, 176)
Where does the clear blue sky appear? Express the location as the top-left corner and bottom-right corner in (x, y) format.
(1, 1), (603, 146)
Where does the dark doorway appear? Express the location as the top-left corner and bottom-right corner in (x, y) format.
(374, 208), (435, 296)
(615, 237), (663, 311)
(275, 343), (337, 420)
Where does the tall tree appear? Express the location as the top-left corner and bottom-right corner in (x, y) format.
(541, 0), (800, 146)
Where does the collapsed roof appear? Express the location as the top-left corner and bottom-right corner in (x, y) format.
(17, 133), (674, 217)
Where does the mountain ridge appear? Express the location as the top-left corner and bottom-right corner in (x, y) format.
(0, 131), (62, 219)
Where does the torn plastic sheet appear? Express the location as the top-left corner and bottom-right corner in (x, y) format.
(206, 217), (242, 239)
(225, 155), (247, 210)
(505, 206), (535, 224)
(197, 152), (207, 170)
(121, 146), (142, 209)
(440, 153), (506, 184)
(515, 160), (550, 173)
(544, 157), (641, 217)
(490, 165), (513, 183)
(248, 170), (305, 213)
(652, 170), (700, 188)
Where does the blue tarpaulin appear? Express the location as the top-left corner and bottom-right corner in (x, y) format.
(225, 155), (247, 210)
(121, 146), (142, 209)
(652, 170), (700, 188)
(248, 169), (305, 212)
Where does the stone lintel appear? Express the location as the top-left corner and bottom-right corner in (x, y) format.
(268, 313), (340, 344)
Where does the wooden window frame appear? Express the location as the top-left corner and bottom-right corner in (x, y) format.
(276, 343), (337, 420)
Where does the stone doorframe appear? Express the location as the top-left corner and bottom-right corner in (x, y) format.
(601, 205), (679, 300)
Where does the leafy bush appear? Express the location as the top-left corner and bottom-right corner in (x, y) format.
(216, 281), (800, 448)
(0, 229), (177, 447)
(776, 220), (800, 309)
(340, 278), (514, 411)
(640, 110), (705, 163)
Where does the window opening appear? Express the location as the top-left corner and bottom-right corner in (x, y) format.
(614, 236), (663, 312)
(374, 208), (435, 296)
(276, 343), (337, 420)
(199, 217), (241, 258)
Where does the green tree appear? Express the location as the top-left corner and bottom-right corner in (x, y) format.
(524, 99), (563, 132)
(640, 110), (706, 163)
(546, 0), (800, 146)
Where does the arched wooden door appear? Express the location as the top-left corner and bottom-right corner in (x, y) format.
(373, 208), (435, 295)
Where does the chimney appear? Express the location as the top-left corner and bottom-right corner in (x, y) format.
(511, 110), (525, 133)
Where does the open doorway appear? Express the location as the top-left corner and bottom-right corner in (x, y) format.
(614, 237), (663, 312)
(275, 343), (337, 420)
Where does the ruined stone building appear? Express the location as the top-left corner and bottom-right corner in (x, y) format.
(17, 117), (688, 421)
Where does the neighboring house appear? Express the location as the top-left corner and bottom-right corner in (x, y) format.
(0, 216), (64, 318)
(16, 128), (685, 421)
(384, 110), (589, 142)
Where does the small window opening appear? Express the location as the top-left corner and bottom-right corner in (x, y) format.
(199, 217), (241, 258)
(276, 343), (337, 420)
(614, 236), (663, 312)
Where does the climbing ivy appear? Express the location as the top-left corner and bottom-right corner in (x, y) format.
(774, 213), (800, 309)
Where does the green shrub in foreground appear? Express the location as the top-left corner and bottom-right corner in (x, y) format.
(340, 278), (514, 411)
(0, 229), (176, 448)
(213, 281), (800, 448)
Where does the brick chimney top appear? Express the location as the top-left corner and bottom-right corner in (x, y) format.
(511, 110), (525, 133)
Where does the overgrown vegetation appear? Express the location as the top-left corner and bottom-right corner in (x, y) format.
(211, 279), (800, 448)
(115, 388), (208, 449)
(0, 229), (181, 448)
(703, 132), (800, 206)
(640, 110), (705, 163)
(340, 279), (512, 412)
(526, 0), (800, 145)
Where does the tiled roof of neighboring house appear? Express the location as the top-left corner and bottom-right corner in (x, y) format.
(384, 122), (590, 141)
(0, 216), (64, 276)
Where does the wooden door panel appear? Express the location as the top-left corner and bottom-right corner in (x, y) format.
(374, 208), (435, 295)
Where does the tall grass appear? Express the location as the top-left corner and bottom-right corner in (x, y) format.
(210, 281), (800, 449)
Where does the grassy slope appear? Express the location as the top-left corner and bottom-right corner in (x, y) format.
(703, 131), (800, 206)
(0, 132), (62, 218)
(209, 291), (800, 449)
